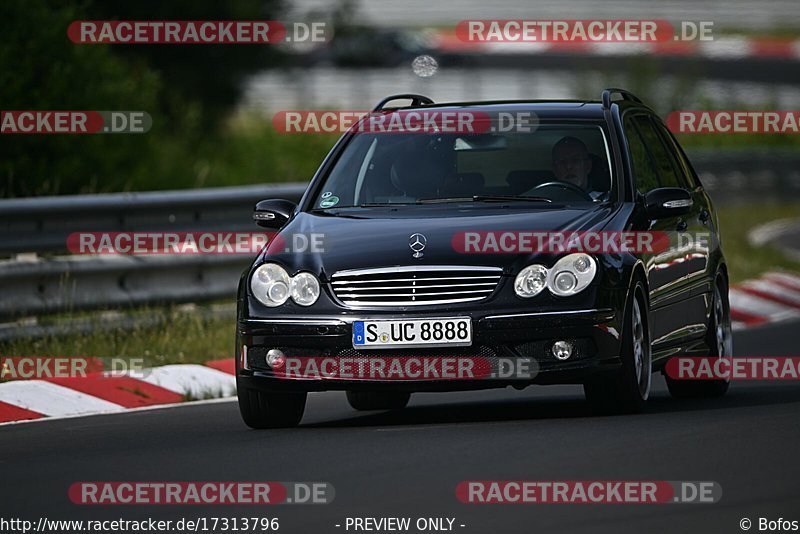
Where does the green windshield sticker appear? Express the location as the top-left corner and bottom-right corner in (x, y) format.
(319, 195), (340, 208)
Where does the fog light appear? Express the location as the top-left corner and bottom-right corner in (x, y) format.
(552, 340), (573, 361)
(266, 349), (286, 369)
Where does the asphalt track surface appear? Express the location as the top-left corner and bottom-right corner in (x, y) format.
(1, 321), (799, 534)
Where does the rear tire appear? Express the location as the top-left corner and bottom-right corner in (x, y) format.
(346, 391), (411, 411)
(584, 281), (651, 414)
(237, 385), (306, 429)
(665, 276), (731, 399)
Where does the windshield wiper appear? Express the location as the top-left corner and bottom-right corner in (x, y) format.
(310, 202), (416, 212)
(311, 197), (553, 211)
(416, 195), (553, 204)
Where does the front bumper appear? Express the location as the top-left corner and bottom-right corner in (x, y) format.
(237, 307), (624, 392)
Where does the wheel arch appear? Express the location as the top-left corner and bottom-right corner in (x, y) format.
(622, 259), (651, 354)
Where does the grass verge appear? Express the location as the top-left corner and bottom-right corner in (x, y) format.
(1, 305), (235, 370)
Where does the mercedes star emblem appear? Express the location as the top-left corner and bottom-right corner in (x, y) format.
(409, 233), (427, 258)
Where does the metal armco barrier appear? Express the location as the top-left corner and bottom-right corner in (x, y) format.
(0, 182), (306, 320)
(0, 182), (307, 255)
(0, 255), (248, 319)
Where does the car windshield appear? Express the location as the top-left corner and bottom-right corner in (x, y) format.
(311, 123), (614, 209)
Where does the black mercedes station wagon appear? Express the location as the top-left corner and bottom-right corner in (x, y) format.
(236, 88), (732, 428)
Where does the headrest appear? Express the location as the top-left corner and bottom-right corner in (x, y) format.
(390, 139), (450, 197)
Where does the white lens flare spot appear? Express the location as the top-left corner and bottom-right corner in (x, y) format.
(412, 55), (438, 77)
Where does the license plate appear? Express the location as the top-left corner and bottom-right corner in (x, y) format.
(353, 318), (472, 349)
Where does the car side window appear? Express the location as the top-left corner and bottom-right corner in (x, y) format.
(623, 115), (660, 194)
(653, 120), (698, 189)
(632, 116), (683, 189)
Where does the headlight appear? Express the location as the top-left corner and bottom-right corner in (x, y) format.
(290, 272), (320, 306)
(251, 264), (321, 307)
(250, 263), (291, 307)
(514, 264), (548, 298)
(514, 254), (597, 299)
(548, 253), (597, 297)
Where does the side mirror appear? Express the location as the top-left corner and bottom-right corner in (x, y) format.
(644, 188), (693, 219)
(253, 199), (297, 228)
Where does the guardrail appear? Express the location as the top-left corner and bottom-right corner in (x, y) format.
(0, 183), (307, 321)
(1, 150), (799, 323)
(0, 182), (307, 255)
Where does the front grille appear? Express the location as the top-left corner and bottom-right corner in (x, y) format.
(330, 265), (503, 307)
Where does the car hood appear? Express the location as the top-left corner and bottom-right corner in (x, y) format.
(259, 204), (616, 279)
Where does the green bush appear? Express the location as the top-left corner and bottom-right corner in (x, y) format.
(0, 0), (335, 197)
(0, 0), (164, 196)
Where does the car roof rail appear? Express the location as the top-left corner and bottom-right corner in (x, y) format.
(601, 88), (643, 109)
(372, 93), (434, 112)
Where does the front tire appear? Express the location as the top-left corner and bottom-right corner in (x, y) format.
(346, 391), (411, 411)
(237, 385), (306, 428)
(584, 281), (651, 414)
(665, 276), (732, 398)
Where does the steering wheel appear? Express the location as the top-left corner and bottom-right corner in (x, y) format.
(532, 181), (593, 201)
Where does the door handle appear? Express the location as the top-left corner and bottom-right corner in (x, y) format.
(676, 220), (688, 232)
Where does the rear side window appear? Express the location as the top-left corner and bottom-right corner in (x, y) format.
(631, 116), (685, 188)
(623, 116), (659, 194)
(653, 121), (699, 189)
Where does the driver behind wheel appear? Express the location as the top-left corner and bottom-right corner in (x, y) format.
(520, 135), (605, 201)
(552, 136), (593, 191)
